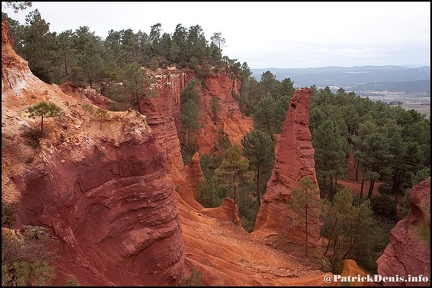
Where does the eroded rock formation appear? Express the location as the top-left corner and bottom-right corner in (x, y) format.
(143, 69), (253, 160)
(198, 74), (254, 154)
(2, 20), (332, 286)
(142, 68), (253, 211)
(140, 70), (193, 174)
(253, 88), (321, 248)
(1, 21), (184, 286)
(376, 177), (431, 286)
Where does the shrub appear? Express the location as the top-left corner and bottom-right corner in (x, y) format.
(1, 202), (16, 227)
(370, 194), (398, 221)
(182, 267), (202, 286)
(2, 226), (57, 286)
(21, 127), (43, 148)
(66, 276), (80, 286)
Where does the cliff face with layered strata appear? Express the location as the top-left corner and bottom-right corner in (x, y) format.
(376, 177), (431, 286)
(1, 20), (184, 286)
(253, 88), (321, 248)
(2, 20), (332, 286)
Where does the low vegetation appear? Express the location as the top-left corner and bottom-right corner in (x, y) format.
(1, 225), (57, 286)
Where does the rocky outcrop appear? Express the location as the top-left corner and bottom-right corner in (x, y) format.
(16, 126), (184, 286)
(1, 21), (184, 286)
(199, 74), (254, 154)
(144, 70), (253, 161)
(142, 69), (253, 210)
(58, 83), (113, 109)
(376, 177), (430, 286)
(253, 88), (320, 248)
(2, 20), (334, 286)
(200, 198), (241, 223)
(183, 152), (204, 195)
(141, 70), (194, 174)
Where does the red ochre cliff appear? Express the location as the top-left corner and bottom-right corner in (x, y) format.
(376, 177), (431, 286)
(253, 87), (321, 251)
(2, 20), (333, 286)
(2, 20), (183, 285)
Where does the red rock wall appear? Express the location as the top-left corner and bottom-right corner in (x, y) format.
(199, 74), (254, 154)
(253, 88), (321, 247)
(141, 70), (194, 174)
(143, 70), (253, 163)
(2, 21), (184, 286)
(376, 177), (430, 286)
(15, 132), (184, 286)
(141, 70), (253, 210)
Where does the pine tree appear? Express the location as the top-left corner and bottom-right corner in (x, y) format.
(215, 144), (249, 223)
(26, 101), (63, 135)
(287, 176), (320, 257)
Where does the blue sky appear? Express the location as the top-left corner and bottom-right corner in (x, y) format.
(2, 1), (430, 69)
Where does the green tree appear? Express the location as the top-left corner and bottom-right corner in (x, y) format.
(238, 62), (253, 115)
(172, 23), (188, 64)
(215, 144), (249, 223)
(2, 226), (56, 286)
(228, 59), (241, 94)
(241, 129), (274, 207)
(95, 108), (109, 130)
(253, 93), (279, 136)
(210, 32), (225, 53)
(26, 101), (63, 135)
(149, 23), (162, 56)
(3, 1), (32, 13)
(312, 119), (348, 201)
(123, 62), (152, 114)
(321, 188), (376, 273)
(180, 78), (202, 159)
(209, 96), (221, 124)
(73, 26), (104, 87)
(401, 167), (430, 217)
(186, 24), (207, 62)
(19, 9), (57, 83)
(287, 176), (320, 257)
(56, 29), (75, 82)
(78, 39), (103, 87)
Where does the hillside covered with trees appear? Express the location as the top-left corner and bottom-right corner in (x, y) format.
(2, 3), (430, 285)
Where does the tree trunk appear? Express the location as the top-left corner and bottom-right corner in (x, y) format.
(360, 178), (365, 200)
(329, 176), (334, 202)
(231, 77), (235, 95)
(392, 170), (404, 201)
(355, 159), (359, 181)
(233, 173), (237, 223)
(266, 114), (272, 137)
(136, 94), (142, 114)
(367, 179), (375, 199)
(331, 176), (337, 203)
(305, 203), (308, 257)
(322, 175), (327, 199)
(256, 167), (261, 207)
(40, 115), (44, 134)
(324, 216), (339, 256)
(343, 225), (360, 259)
(64, 56), (69, 77)
(187, 127), (190, 153)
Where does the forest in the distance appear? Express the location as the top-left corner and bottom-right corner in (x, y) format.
(2, 3), (430, 282)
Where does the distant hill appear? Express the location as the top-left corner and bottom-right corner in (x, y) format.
(251, 65), (430, 95)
